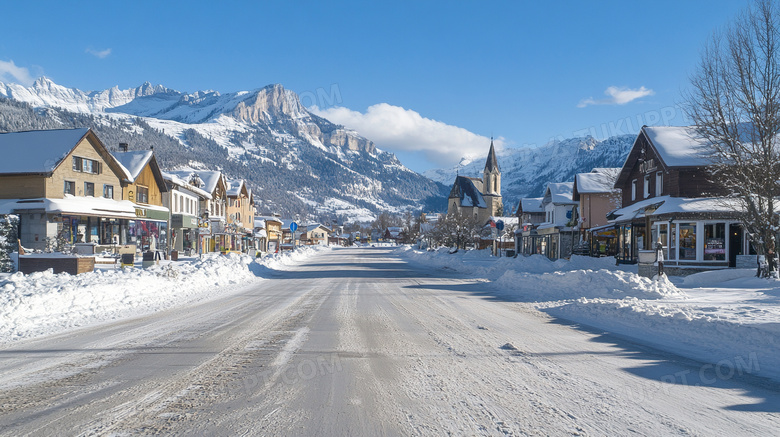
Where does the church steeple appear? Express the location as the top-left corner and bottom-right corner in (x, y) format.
(484, 138), (500, 174)
(483, 138), (501, 196)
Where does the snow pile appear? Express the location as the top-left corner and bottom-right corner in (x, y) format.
(0, 246), (328, 344)
(398, 247), (678, 299)
(545, 298), (780, 381)
(494, 269), (679, 300)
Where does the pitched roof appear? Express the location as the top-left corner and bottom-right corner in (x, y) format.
(161, 171), (212, 199)
(484, 139), (500, 173)
(112, 150), (153, 181)
(0, 128), (90, 174)
(448, 176), (487, 208)
(112, 149), (167, 192)
(226, 179), (245, 197)
(517, 197), (544, 214)
(543, 182), (576, 205)
(573, 168), (621, 199)
(642, 126), (713, 167)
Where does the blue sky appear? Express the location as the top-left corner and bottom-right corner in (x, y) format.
(0, 0), (751, 172)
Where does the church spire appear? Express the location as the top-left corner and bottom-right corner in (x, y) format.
(484, 137), (500, 173)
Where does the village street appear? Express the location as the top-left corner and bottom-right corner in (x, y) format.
(0, 247), (778, 436)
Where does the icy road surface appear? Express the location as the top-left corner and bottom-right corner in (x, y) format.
(0, 247), (778, 435)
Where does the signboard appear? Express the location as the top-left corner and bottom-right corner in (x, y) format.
(496, 220), (505, 231)
(290, 221), (298, 232)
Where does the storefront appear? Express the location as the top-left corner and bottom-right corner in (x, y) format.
(171, 213), (199, 253)
(128, 205), (170, 253)
(588, 224), (618, 257)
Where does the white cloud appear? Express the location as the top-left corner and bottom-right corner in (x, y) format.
(310, 103), (501, 167)
(86, 48), (112, 59)
(0, 59), (35, 86)
(578, 86), (654, 108)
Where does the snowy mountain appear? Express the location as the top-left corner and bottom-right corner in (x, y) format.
(0, 78), (447, 222)
(425, 135), (635, 209)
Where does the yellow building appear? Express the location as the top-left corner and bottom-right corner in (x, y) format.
(0, 128), (138, 250)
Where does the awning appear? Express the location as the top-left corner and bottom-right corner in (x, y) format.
(0, 196), (137, 220)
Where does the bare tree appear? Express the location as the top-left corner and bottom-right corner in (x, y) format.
(684, 0), (780, 274)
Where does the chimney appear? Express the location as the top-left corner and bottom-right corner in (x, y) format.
(119, 142), (128, 152)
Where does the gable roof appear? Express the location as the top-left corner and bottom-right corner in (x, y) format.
(161, 171), (212, 199)
(112, 149), (168, 192)
(616, 125), (714, 188)
(543, 182), (576, 205)
(484, 139), (500, 173)
(573, 168), (621, 200)
(112, 150), (153, 181)
(516, 197), (544, 214)
(226, 179), (246, 197)
(448, 176), (487, 208)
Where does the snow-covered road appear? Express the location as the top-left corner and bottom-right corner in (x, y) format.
(1, 247), (778, 435)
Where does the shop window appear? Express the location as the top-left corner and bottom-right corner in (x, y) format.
(137, 186), (149, 203)
(84, 182), (95, 197)
(669, 223), (677, 260)
(656, 171), (663, 196)
(704, 223), (726, 261)
(679, 222), (697, 260)
(103, 184), (113, 199)
(64, 180), (75, 195)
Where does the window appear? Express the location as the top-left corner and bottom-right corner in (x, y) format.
(656, 171), (663, 196)
(84, 182), (95, 197)
(137, 186), (149, 204)
(64, 180), (75, 195)
(180, 195), (184, 213)
(644, 174), (651, 198)
(71, 156), (100, 174)
(679, 222), (697, 260)
(704, 223), (726, 261)
(631, 179), (637, 201)
(103, 184), (113, 199)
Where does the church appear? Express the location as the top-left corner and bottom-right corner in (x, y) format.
(447, 140), (503, 224)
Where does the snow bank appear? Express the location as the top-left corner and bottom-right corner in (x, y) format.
(0, 246), (328, 344)
(545, 298), (780, 382)
(398, 247), (679, 300)
(494, 269), (680, 300)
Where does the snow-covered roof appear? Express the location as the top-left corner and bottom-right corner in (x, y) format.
(226, 179), (245, 197)
(112, 150), (152, 181)
(543, 182), (576, 205)
(161, 171), (212, 199)
(574, 168), (620, 195)
(0, 195), (137, 219)
(610, 195), (746, 222)
(0, 128), (90, 174)
(257, 215), (283, 225)
(449, 176), (487, 208)
(519, 197), (544, 213)
(642, 126), (713, 167)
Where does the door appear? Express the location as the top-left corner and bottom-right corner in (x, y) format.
(729, 224), (744, 268)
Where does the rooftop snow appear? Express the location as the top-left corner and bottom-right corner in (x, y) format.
(520, 198), (544, 213)
(0, 195), (137, 218)
(0, 128), (89, 174)
(643, 126), (713, 167)
(544, 182), (576, 205)
(112, 150), (153, 181)
(575, 168), (620, 194)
